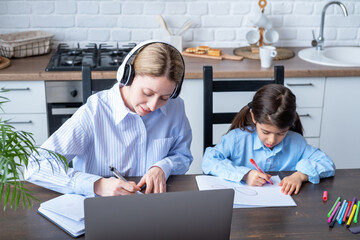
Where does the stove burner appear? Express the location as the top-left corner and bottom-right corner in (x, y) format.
(63, 56), (82, 65)
(68, 49), (82, 56)
(111, 56), (123, 64)
(45, 42), (136, 71)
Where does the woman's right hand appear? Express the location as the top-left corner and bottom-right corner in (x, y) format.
(243, 170), (272, 186)
(94, 177), (140, 196)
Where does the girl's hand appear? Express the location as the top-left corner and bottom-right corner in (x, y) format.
(94, 177), (140, 196)
(279, 171), (308, 195)
(137, 166), (166, 194)
(243, 170), (272, 186)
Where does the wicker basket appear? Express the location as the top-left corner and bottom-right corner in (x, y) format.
(0, 30), (54, 58)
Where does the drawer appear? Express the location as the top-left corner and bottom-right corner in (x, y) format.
(298, 108), (322, 138)
(0, 113), (48, 146)
(285, 78), (325, 108)
(0, 81), (46, 114)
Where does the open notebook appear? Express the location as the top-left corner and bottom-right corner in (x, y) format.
(196, 175), (297, 208)
(38, 194), (86, 238)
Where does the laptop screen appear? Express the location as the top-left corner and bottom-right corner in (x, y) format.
(85, 189), (234, 240)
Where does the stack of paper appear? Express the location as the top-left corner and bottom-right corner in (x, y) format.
(196, 175), (296, 208)
(38, 194), (86, 237)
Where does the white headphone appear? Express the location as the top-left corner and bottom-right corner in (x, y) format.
(116, 39), (185, 99)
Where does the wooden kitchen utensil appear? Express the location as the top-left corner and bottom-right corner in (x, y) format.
(0, 56), (11, 70)
(182, 51), (243, 61)
(234, 46), (294, 60)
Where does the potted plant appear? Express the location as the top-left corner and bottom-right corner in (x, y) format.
(0, 95), (67, 210)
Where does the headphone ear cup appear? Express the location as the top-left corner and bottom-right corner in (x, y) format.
(121, 63), (135, 86)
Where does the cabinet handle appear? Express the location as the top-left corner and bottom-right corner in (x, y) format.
(6, 120), (33, 124)
(1, 87), (31, 91)
(286, 83), (313, 87)
(299, 114), (311, 117)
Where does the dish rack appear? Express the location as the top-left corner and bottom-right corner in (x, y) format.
(0, 30), (54, 58)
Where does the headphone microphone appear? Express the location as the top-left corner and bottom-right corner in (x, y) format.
(116, 39), (185, 99)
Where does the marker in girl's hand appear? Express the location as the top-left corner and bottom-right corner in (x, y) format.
(250, 158), (273, 185)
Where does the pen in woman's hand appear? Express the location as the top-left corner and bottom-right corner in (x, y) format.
(249, 158), (273, 185)
(109, 166), (127, 182)
(109, 166), (143, 194)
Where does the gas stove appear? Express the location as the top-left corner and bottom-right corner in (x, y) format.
(45, 42), (136, 71)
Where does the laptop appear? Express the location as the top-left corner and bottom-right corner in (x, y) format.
(84, 189), (234, 240)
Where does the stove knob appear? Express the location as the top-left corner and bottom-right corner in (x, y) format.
(70, 90), (78, 97)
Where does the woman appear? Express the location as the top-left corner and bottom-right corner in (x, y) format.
(25, 40), (193, 196)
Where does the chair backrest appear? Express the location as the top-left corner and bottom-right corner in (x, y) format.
(82, 65), (117, 104)
(203, 65), (284, 152)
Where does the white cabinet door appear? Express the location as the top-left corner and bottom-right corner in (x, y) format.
(0, 81), (48, 147)
(285, 78), (325, 108)
(320, 77), (360, 169)
(0, 113), (48, 146)
(0, 81), (46, 113)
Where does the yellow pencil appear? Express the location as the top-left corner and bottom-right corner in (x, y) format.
(346, 204), (357, 228)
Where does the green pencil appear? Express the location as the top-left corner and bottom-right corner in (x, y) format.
(327, 196), (341, 218)
(354, 200), (360, 223)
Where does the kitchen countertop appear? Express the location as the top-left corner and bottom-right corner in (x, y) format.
(1, 47), (360, 81)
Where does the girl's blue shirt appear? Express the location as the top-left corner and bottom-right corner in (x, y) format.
(202, 127), (335, 184)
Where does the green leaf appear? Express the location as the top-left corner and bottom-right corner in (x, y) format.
(10, 183), (18, 209)
(0, 183), (4, 202)
(14, 189), (21, 211)
(3, 184), (10, 210)
(22, 192), (25, 209)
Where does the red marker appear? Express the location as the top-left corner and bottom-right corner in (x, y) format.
(323, 191), (328, 201)
(250, 158), (273, 185)
(343, 201), (352, 223)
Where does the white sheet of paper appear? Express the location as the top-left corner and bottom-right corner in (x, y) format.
(196, 175), (296, 208)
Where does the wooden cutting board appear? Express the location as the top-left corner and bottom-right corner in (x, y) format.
(233, 47), (295, 60)
(0, 56), (11, 70)
(182, 51), (243, 61)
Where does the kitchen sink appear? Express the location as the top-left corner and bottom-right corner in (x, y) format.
(298, 47), (360, 67)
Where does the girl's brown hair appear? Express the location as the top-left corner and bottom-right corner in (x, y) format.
(228, 84), (303, 135)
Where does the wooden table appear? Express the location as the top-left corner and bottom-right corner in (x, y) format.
(0, 169), (359, 239)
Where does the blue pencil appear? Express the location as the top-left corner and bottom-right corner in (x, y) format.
(339, 202), (348, 224)
(337, 200), (347, 223)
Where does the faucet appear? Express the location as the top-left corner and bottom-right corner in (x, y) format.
(312, 1), (348, 51)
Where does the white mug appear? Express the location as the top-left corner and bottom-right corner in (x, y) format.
(259, 46), (277, 68)
(263, 28), (279, 44)
(249, 11), (272, 29)
(245, 27), (260, 45)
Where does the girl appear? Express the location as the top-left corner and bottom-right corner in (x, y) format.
(202, 84), (334, 195)
(25, 41), (193, 196)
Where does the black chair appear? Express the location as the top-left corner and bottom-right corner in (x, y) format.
(203, 65), (284, 152)
(82, 65), (117, 104)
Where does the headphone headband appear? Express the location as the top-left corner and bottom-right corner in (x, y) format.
(116, 39), (185, 99)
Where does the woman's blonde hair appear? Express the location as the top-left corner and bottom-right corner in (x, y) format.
(132, 43), (184, 86)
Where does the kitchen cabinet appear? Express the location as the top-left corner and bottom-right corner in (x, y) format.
(0, 81), (48, 146)
(320, 77), (360, 169)
(181, 77), (326, 174)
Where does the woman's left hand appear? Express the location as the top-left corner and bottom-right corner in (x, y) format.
(279, 171), (308, 195)
(137, 166), (166, 194)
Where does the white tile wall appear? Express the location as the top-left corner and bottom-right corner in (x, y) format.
(0, 0), (359, 48)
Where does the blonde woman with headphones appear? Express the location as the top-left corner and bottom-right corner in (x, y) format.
(25, 40), (193, 196)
